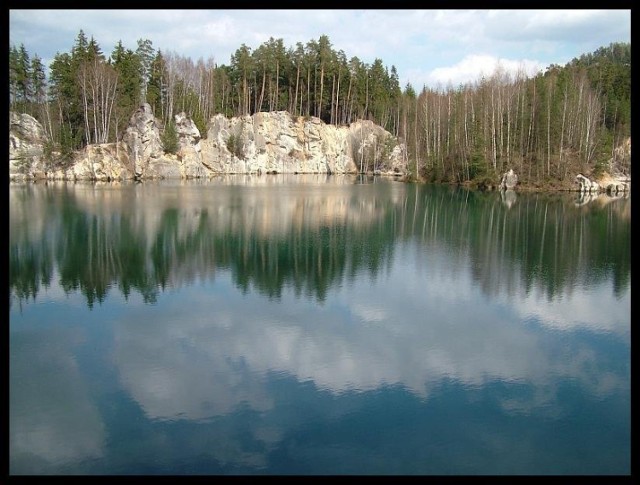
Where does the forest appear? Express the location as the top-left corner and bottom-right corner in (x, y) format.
(9, 31), (630, 187)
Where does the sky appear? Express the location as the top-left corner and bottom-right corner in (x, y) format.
(9, 9), (631, 91)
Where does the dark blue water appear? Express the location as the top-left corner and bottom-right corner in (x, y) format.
(9, 176), (631, 475)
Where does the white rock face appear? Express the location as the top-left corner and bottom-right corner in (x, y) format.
(9, 112), (48, 180)
(201, 111), (406, 175)
(10, 107), (407, 180)
(175, 112), (201, 152)
(50, 143), (133, 181)
(121, 103), (165, 178)
(499, 169), (518, 190)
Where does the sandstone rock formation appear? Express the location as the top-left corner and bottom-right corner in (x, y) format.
(201, 111), (406, 175)
(121, 103), (165, 178)
(575, 174), (601, 194)
(9, 112), (49, 180)
(9, 107), (407, 181)
(499, 169), (518, 190)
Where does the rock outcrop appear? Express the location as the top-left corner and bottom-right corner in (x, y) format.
(201, 111), (405, 175)
(9, 112), (49, 180)
(499, 169), (518, 190)
(575, 173), (602, 194)
(121, 103), (165, 178)
(9, 107), (407, 181)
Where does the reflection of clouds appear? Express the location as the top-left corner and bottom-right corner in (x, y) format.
(113, 242), (629, 425)
(513, 283), (630, 335)
(349, 303), (388, 323)
(114, 302), (274, 421)
(10, 327), (105, 473)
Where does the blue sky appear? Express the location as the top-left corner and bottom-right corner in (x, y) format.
(9, 9), (631, 90)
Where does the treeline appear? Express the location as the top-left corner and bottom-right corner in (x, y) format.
(9, 31), (630, 185)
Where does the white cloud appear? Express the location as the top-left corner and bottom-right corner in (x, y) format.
(486, 9), (630, 43)
(426, 54), (546, 88)
(9, 9), (631, 91)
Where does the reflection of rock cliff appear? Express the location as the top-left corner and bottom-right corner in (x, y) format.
(9, 177), (404, 303)
(9, 106), (407, 181)
(10, 181), (630, 308)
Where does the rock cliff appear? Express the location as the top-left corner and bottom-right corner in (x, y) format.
(9, 105), (407, 181)
(9, 112), (49, 180)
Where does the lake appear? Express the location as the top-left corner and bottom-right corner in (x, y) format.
(9, 175), (631, 475)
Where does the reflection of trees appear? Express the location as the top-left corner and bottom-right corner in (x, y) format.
(9, 181), (630, 307)
(9, 240), (54, 305)
(395, 186), (630, 300)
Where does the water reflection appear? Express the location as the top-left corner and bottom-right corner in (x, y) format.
(9, 176), (630, 474)
(10, 327), (106, 474)
(500, 188), (517, 208)
(574, 190), (630, 207)
(9, 176), (630, 305)
(112, 263), (629, 417)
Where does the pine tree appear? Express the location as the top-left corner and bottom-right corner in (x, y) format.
(136, 38), (155, 102)
(147, 51), (167, 120)
(112, 41), (143, 138)
(161, 119), (179, 154)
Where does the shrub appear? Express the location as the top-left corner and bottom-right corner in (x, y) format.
(226, 133), (244, 159)
(162, 121), (179, 155)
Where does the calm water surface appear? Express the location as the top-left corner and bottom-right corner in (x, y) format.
(9, 175), (630, 475)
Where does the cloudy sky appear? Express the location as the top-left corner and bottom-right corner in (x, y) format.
(9, 9), (631, 90)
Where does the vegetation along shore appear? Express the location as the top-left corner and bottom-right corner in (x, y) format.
(10, 32), (630, 192)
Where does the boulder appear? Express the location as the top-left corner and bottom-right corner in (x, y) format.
(575, 174), (601, 194)
(499, 169), (518, 190)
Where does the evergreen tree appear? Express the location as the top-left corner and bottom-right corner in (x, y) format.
(10, 28), (629, 188)
(50, 50), (83, 149)
(112, 41), (143, 137)
(9, 45), (21, 109)
(147, 50), (167, 119)
(161, 119), (179, 154)
(16, 44), (32, 107)
(136, 38), (155, 102)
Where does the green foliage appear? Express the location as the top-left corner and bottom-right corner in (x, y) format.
(226, 133), (244, 159)
(136, 38), (155, 101)
(112, 41), (143, 119)
(162, 120), (179, 154)
(9, 44), (31, 110)
(569, 42), (631, 134)
(11, 30), (629, 189)
(192, 111), (208, 140)
(379, 136), (397, 170)
(147, 50), (166, 116)
(40, 138), (75, 173)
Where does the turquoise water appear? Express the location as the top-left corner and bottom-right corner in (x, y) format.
(9, 176), (630, 475)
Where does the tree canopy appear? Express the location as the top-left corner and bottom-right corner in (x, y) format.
(9, 32), (630, 184)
